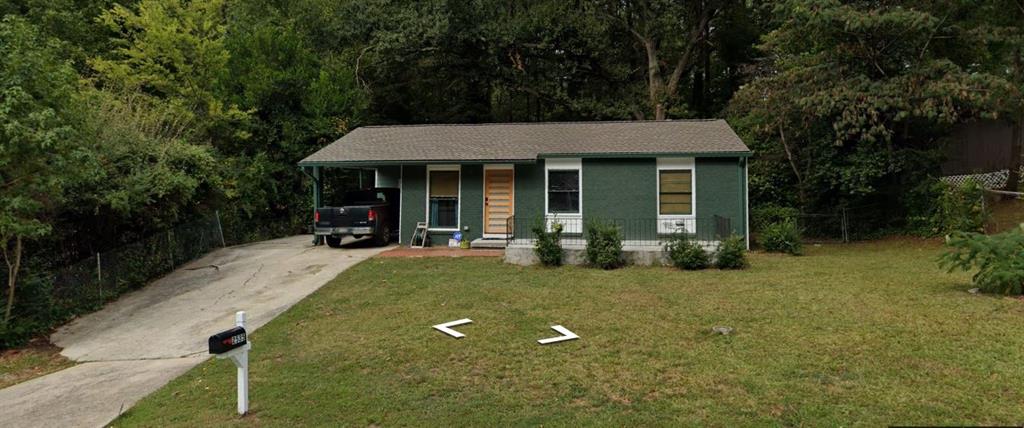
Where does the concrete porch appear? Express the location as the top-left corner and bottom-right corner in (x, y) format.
(469, 238), (508, 249)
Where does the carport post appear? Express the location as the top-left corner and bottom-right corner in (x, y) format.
(311, 166), (323, 245)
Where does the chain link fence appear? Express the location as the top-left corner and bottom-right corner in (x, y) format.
(48, 214), (226, 316)
(785, 191), (1021, 242)
(792, 205), (882, 243)
(1, 213), (240, 347)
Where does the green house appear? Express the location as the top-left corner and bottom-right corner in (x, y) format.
(298, 120), (751, 250)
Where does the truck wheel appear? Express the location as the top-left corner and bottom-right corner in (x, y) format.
(325, 236), (343, 248)
(374, 226), (390, 247)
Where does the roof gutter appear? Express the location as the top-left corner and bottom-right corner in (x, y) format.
(539, 151), (752, 159)
(297, 158), (539, 167)
(297, 151), (753, 167)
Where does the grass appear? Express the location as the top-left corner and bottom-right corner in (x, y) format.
(115, 240), (1024, 427)
(0, 340), (73, 390)
(989, 197), (1024, 233)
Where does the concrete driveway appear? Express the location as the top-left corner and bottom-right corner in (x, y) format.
(0, 235), (389, 428)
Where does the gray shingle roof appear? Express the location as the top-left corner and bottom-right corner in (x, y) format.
(299, 119), (750, 165)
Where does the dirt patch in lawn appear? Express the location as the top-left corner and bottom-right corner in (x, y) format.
(0, 338), (73, 390)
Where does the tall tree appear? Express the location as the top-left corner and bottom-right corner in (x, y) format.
(91, 0), (251, 144)
(967, 0), (1024, 191)
(592, 0), (723, 119)
(0, 17), (81, 324)
(729, 0), (1014, 212)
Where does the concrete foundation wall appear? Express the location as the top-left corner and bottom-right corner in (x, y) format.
(504, 245), (672, 266)
(504, 239), (721, 266)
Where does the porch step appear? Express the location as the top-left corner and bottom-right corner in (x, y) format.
(470, 238), (508, 249)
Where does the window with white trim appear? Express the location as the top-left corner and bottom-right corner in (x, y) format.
(547, 170), (580, 214)
(428, 169), (459, 228)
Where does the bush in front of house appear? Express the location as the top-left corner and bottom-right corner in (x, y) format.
(714, 235), (748, 269)
(584, 220), (623, 269)
(939, 224), (1024, 295)
(531, 220), (564, 266)
(664, 232), (709, 270)
(759, 219), (803, 255)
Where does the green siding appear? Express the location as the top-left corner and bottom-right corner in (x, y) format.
(395, 158), (748, 246)
(582, 159), (657, 233)
(399, 165), (426, 245)
(514, 162), (545, 224)
(695, 157), (746, 238)
(375, 165), (401, 187)
(459, 165), (484, 241)
(399, 164), (483, 246)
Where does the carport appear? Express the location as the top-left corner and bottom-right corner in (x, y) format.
(299, 165), (383, 245)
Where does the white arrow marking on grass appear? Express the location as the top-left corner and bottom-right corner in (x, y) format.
(537, 325), (579, 345)
(433, 318), (473, 338)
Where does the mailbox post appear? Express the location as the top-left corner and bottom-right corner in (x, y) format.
(209, 311), (251, 415)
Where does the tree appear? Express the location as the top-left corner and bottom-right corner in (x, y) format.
(0, 0), (120, 70)
(729, 1), (1013, 213)
(70, 87), (221, 230)
(591, 0), (723, 120)
(966, 0), (1024, 191)
(0, 16), (81, 324)
(91, 0), (251, 144)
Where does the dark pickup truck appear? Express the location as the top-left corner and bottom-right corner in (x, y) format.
(315, 188), (399, 248)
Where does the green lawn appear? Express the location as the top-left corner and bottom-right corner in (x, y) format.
(116, 240), (1024, 427)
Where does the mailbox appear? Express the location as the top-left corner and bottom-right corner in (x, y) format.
(209, 326), (248, 354)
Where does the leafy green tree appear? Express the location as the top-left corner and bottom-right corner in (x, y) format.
(0, 16), (81, 324)
(729, 1), (1014, 213)
(91, 0), (251, 144)
(589, 0), (722, 119)
(965, 0), (1024, 190)
(0, 0), (119, 69)
(222, 2), (367, 219)
(70, 87), (221, 229)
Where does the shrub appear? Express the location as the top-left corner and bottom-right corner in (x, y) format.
(752, 204), (800, 232)
(906, 178), (986, 236)
(664, 233), (709, 270)
(584, 220), (623, 269)
(939, 225), (1024, 295)
(759, 219), (803, 255)
(714, 235), (748, 269)
(531, 220), (564, 266)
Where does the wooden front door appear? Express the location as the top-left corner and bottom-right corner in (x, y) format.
(484, 168), (515, 235)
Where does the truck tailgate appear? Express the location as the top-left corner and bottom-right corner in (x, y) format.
(316, 206), (373, 229)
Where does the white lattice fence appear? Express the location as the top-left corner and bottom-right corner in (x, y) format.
(941, 168), (1023, 189)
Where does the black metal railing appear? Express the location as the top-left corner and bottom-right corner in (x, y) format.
(505, 215), (733, 247)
